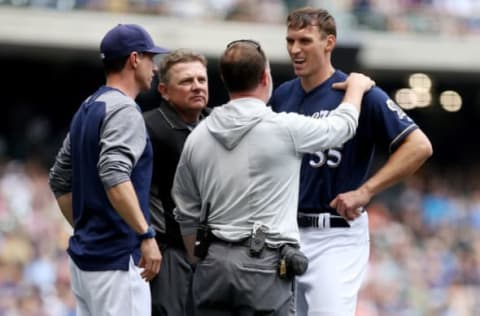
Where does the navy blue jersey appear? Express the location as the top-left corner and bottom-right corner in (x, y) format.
(270, 70), (417, 214)
(67, 86), (153, 270)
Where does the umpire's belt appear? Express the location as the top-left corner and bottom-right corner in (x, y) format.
(298, 212), (350, 228)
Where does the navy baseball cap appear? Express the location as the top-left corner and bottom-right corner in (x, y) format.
(100, 24), (169, 59)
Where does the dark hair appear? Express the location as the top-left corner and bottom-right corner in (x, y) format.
(159, 49), (208, 84)
(102, 55), (130, 75)
(287, 7), (337, 37)
(220, 40), (267, 93)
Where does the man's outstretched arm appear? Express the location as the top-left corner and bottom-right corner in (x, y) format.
(331, 129), (433, 220)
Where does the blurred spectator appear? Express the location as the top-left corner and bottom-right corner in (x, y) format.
(3, 0), (480, 35)
(355, 168), (480, 315)
(0, 3), (480, 314)
(0, 159), (74, 316)
(1, 151), (480, 314)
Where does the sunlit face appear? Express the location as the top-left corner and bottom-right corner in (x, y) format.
(286, 25), (333, 79)
(159, 61), (208, 116)
(136, 52), (158, 91)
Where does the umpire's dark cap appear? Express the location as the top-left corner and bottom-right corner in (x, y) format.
(100, 24), (169, 59)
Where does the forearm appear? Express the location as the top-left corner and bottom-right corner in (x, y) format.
(361, 130), (433, 197)
(56, 193), (74, 227)
(106, 181), (149, 234)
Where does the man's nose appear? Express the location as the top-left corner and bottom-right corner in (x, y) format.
(192, 79), (203, 90)
(290, 42), (301, 54)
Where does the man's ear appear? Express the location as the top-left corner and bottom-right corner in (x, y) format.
(158, 82), (168, 101)
(325, 34), (336, 53)
(261, 69), (269, 86)
(128, 51), (140, 68)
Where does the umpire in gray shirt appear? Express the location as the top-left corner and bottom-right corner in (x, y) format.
(172, 39), (375, 315)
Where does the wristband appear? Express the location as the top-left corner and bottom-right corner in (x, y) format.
(138, 225), (156, 241)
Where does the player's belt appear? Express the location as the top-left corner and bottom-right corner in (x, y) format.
(297, 212), (350, 228)
(298, 208), (338, 215)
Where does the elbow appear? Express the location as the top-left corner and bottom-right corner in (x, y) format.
(417, 134), (433, 161)
(48, 174), (71, 197)
(411, 138), (433, 167)
(408, 129), (433, 162)
(338, 116), (358, 145)
(344, 119), (358, 143)
(422, 140), (434, 160)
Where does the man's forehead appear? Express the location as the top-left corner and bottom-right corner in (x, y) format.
(166, 63), (207, 84)
(287, 25), (322, 37)
(168, 61), (206, 74)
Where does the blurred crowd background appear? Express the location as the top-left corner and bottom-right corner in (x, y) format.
(3, 155), (480, 315)
(1, 1), (480, 315)
(2, 0), (480, 35)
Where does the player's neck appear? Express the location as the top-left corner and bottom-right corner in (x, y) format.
(300, 66), (335, 93)
(106, 73), (139, 100)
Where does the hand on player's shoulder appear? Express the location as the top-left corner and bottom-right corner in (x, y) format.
(332, 72), (375, 93)
(345, 72), (375, 92)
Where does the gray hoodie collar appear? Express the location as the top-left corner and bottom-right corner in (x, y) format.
(206, 98), (270, 150)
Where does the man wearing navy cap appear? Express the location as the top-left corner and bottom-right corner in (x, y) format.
(49, 24), (168, 316)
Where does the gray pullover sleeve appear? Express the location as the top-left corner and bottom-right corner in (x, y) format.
(284, 103), (359, 154)
(48, 134), (73, 197)
(98, 102), (147, 189)
(172, 139), (202, 236)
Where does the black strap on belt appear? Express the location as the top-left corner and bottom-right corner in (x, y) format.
(297, 215), (350, 228)
(209, 233), (280, 251)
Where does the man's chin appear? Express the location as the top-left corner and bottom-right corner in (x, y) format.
(187, 103), (207, 110)
(191, 100), (207, 108)
(293, 67), (305, 76)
